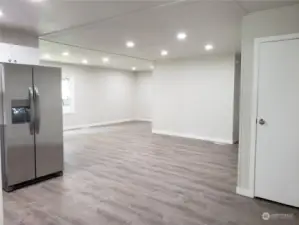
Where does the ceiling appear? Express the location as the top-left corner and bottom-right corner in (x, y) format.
(40, 40), (153, 71)
(0, 0), (298, 71)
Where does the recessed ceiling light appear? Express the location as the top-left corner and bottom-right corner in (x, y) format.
(42, 54), (51, 59)
(82, 59), (88, 64)
(62, 51), (69, 56)
(177, 32), (187, 40)
(150, 65), (155, 70)
(132, 67), (136, 71)
(0, 10), (4, 17)
(102, 57), (110, 63)
(205, 44), (214, 51)
(126, 41), (135, 48)
(161, 50), (168, 56)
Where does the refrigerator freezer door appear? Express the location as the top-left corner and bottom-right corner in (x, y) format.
(2, 64), (35, 186)
(33, 66), (63, 178)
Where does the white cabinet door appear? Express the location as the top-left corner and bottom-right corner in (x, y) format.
(10, 45), (39, 65)
(0, 43), (12, 63)
(255, 38), (299, 207)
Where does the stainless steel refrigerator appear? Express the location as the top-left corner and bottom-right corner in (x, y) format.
(0, 63), (64, 192)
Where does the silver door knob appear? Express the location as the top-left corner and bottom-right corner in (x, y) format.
(258, 118), (266, 125)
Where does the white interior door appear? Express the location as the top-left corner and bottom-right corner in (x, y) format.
(255, 37), (299, 207)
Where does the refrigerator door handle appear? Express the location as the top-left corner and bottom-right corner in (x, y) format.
(34, 86), (41, 134)
(28, 87), (35, 135)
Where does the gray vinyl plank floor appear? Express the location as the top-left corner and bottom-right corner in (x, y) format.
(3, 122), (299, 225)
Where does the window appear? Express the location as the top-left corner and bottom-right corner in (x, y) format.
(62, 77), (74, 114)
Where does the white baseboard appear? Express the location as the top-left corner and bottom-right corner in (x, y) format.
(64, 119), (134, 131)
(152, 129), (233, 144)
(236, 186), (254, 198)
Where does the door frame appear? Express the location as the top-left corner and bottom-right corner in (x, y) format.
(249, 33), (299, 197)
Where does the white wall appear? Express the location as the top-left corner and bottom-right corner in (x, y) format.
(42, 62), (136, 129)
(238, 4), (299, 193)
(153, 55), (236, 144)
(134, 72), (152, 121)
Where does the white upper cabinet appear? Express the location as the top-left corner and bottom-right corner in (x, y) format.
(0, 43), (12, 63)
(10, 44), (39, 65)
(0, 42), (39, 65)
